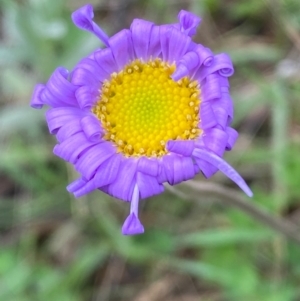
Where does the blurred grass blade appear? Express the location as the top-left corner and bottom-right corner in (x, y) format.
(176, 229), (274, 248)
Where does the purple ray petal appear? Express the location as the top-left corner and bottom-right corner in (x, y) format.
(75, 85), (99, 109)
(195, 158), (218, 178)
(67, 177), (87, 193)
(71, 67), (99, 88)
(30, 84), (45, 109)
(137, 157), (159, 176)
(136, 172), (164, 199)
(167, 140), (195, 156)
(157, 165), (167, 184)
(213, 108), (228, 130)
(130, 19), (154, 60)
(81, 115), (103, 142)
(109, 29), (134, 71)
(181, 156), (197, 180)
(53, 132), (98, 164)
(178, 10), (201, 36)
(94, 48), (118, 77)
(71, 57), (107, 88)
(200, 102), (218, 130)
(73, 180), (96, 197)
(160, 27), (191, 63)
(75, 142), (115, 180)
(71, 4), (109, 47)
(193, 148), (253, 197)
(225, 127), (238, 151)
(203, 128), (228, 156)
(210, 92), (234, 124)
(172, 156), (186, 185)
(202, 73), (222, 101)
(162, 155), (175, 185)
(93, 154), (122, 187)
(107, 158), (138, 201)
(72, 154), (122, 197)
(148, 25), (161, 59)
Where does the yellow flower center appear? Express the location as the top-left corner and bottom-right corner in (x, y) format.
(92, 59), (201, 157)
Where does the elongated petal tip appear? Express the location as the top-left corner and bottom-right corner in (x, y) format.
(71, 4), (109, 46)
(122, 213), (144, 235)
(243, 186), (253, 198)
(31, 84), (45, 109)
(193, 148), (253, 198)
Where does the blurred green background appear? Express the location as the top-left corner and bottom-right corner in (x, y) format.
(1, 0), (300, 300)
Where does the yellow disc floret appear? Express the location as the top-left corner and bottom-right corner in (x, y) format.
(92, 59), (201, 157)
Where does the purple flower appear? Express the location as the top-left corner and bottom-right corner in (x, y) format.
(31, 5), (252, 235)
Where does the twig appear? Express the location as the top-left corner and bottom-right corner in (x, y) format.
(166, 181), (300, 245)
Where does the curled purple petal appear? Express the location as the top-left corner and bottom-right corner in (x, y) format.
(46, 107), (85, 134)
(193, 148), (253, 197)
(81, 115), (103, 142)
(71, 4), (109, 46)
(178, 10), (201, 36)
(71, 57), (108, 90)
(75, 85), (99, 109)
(195, 44), (214, 67)
(195, 53), (234, 82)
(41, 67), (77, 108)
(172, 51), (199, 80)
(56, 119), (82, 143)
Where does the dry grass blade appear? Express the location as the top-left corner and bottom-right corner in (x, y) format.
(133, 275), (180, 301)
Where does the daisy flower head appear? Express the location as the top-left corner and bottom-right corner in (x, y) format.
(31, 4), (252, 235)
